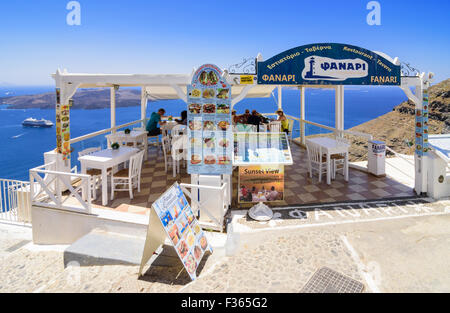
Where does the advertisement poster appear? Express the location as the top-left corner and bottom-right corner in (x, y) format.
(415, 89), (429, 156)
(238, 165), (284, 203)
(233, 132), (293, 166)
(187, 64), (232, 175)
(55, 89), (71, 160)
(152, 183), (213, 281)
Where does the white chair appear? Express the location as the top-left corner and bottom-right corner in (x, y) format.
(110, 150), (145, 200)
(161, 135), (173, 173)
(306, 141), (328, 183)
(269, 121), (281, 133)
(259, 124), (267, 133)
(171, 124), (186, 139)
(78, 147), (106, 200)
(331, 136), (349, 179)
(171, 135), (187, 177)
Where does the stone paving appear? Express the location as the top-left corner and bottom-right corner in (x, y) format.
(0, 198), (449, 293)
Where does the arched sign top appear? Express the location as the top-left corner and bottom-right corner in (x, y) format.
(257, 43), (401, 86)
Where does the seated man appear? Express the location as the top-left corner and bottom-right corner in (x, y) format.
(146, 108), (166, 136)
(247, 110), (262, 131)
(240, 109), (251, 124)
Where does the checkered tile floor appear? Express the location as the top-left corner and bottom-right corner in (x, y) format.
(92, 143), (415, 215)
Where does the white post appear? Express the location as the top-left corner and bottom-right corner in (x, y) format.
(110, 86), (117, 133)
(278, 86), (282, 110)
(340, 85), (344, 131)
(300, 86), (305, 145)
(141, 87), (147, 127)
(414, 82), (427, 195)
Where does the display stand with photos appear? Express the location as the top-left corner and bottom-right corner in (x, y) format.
(139, 183), (213, 281)
(187, 64), (233, 175)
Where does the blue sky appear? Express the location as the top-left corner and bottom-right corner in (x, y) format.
(0, 0), (449, 85)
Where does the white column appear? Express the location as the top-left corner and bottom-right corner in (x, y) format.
(278, 86), (282, 110)
(334, 86), (344, 136)
(414, 83), (427, 195)
(141, 87), (147, 127)
(340, 85), (344, 131)
(110, 86), (116, 133)
(300, 86), (305, 145)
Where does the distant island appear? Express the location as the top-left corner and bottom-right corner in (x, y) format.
(0, 88), (141, 109)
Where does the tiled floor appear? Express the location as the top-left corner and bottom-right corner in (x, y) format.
(92, 143), (415, 215)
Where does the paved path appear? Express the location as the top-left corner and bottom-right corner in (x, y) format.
(0, 199), (449, 293)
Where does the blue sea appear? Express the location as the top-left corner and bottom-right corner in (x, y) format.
(0, 85), (408, 181)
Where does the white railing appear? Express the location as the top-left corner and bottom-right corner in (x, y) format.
(70, 119), (144, 144)
(386, 146), (415, 167)
(0, 179), (31, 223)
(29, 162), (92, 214)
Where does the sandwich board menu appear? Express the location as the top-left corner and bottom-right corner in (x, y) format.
(187, 64), (233, 175)
(139, 183), (213, 281)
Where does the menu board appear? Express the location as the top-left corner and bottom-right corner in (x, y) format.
(233, 132), (293, 166)
(415, 89), (429, 156)
(152, 183), (213, 281)
(55, 88), (71, 161)
(187, 64), (233, 175)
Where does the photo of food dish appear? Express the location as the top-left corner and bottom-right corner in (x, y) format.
(161, 211), (173, 227)
(186, 230), (195, 248)
(190, 138), (201, 146)
(192, 222), (202, 236)
(193, 245), (203, 261)
(169, 224), (181, 245)
(178, 196), (188, 210)
(189, 103), (201, 114)
(190, 89), (201, 98)
(204, 155), (216, 165)
(218, 138), (229, 148)
(203, 121), (215, 131)
(168, 203), (180, 219)
(218, 155), (231, 165)
(177, 240), (189, 259)
(199, 70), (219, 86)
(216, 88), (229, 99)
(203, 103), (216, 114)
(217, 121), (229, 131)
(177, 214), (189, 235)
(203, 137), (215, 149)
(191, 154), (202, 165)
(202, 89), (215, 99)
(185, 206), (195, 225)
(199, 235), (208, 251)
(184, 253), (197, 275)
(217, 103), (230, 114)
(189, 120), (202, 131)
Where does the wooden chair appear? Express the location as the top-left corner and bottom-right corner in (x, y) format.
(306, 141), (328, 182)
(110, 150), (145, 200)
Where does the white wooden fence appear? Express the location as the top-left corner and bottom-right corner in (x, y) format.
(0, 179), (31, 223)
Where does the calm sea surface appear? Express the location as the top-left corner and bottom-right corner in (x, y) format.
(0, 86), (407, 181)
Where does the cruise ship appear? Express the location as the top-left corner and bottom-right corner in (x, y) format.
(22, 117), (54, 128)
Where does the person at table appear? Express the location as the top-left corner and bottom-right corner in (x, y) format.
(248, 110), (263, 131)
(276, 109), (290, 134)
(240, 109), (251, 124)
(146, 108), (166, 136)
(267, 186), (279, 201)
(175, 110), (187, 125)
(232, 110), (240, 125)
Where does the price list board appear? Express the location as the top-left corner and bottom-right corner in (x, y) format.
(187, 64), (233, 175)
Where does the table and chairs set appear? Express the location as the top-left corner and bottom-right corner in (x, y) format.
(76, 118), (351, 207)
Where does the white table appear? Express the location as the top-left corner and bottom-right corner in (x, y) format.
(79, 147), (139, 206)
(306, 137), (350, 185)
(106, 130), (148, 160)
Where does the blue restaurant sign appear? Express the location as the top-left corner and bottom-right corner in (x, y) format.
(257, 43), (401, 86)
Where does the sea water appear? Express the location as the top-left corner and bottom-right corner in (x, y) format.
(0, 86), (408, 181)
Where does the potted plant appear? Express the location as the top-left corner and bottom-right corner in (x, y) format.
(124, 128), (131, 134)
(111, 142), (120, 150)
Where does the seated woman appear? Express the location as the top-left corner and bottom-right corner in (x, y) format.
(175, 110), (187, 125)
(276, 109), (290, 134)
(232, 110), (240, 125)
